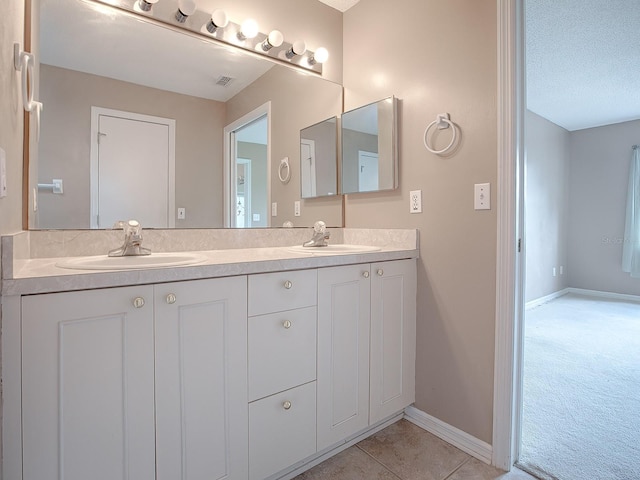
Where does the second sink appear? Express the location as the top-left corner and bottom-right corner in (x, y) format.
(286, 244), (381, 256)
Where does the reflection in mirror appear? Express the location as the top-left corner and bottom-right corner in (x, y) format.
(300, 117), (338, 198)
(341, 96), (398, 194)
(31, 0), (343, 229)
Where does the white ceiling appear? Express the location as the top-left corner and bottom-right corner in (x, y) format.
(526, 0), (640, 131)
(316, 0), (361, 12)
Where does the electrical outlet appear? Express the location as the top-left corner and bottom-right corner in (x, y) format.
(409, 190), (422, 213)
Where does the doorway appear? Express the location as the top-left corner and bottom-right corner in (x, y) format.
(224, 103), (270, 228)
(90, 107), (175, 228)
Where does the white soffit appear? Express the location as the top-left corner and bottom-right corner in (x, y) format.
(526, 0), (640, 131)
(316, 0), (361, 12)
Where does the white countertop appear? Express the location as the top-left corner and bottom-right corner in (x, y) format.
(3, 244), (418, 296)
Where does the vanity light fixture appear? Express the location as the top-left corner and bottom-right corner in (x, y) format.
(137, 0), (159, 12)
(206, 9), (229, 34)
(261, 30), (284, 51)
(285, 40), (306, 59)
(237, 19), (259, 41)
(308, 47), (328, 65)
(175, 0), (196, 23)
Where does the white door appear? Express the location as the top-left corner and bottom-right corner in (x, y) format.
(370, 259), (417, 424)
(358, 151), (379, 192)
(22, 286), (156, 480)
(301, 139), (317, 197)
(154, 277), (248, 480)
(317, 264), (371, 451)
(91, 108), (175, 228)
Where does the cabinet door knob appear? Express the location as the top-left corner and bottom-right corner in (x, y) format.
(362, 271), (370, 278)
(166, 293), (177, 304)
(283, 280), (293, 289)
(133, 297), (145, 308)
(282, 320), (292, 329)
(282, 400), (292, 410)
(377, 269), (384, 276)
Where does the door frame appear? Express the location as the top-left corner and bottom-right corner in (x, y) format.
(492, 0), (526, 470)
(89, 107), (176, 228)
(223, 102), (271, 228)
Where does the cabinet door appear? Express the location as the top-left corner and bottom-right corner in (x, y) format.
(317, 264), (371, 451)
(154, 276), (248, 480)
(370, 259), (417, 424)
(22, 286), (156, 480)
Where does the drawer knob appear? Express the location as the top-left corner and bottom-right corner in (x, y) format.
(283, 320), (292, 329)
(133, 297), (145, 308)
(283, 400), (292, 410)
(362, 271), (370, 278)
(166, 293), (177, 304)
(283, 280), (293, 289)
(377, 269), (384, 276)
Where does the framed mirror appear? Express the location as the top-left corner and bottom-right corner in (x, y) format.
(341, 96), (398, 194)
(300, 117), (338, 198)
(29, 0), (343, 229)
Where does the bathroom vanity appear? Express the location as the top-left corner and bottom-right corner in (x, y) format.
(1, 228), (418, 480)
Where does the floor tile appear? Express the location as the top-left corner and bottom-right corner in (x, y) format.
(357, 419), (470, 480)
(294, 446), (401, 480)
(446, 457), (539, 480)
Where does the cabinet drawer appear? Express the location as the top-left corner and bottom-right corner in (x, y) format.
(248, 269), (317, 316)
(249, 382), (317, 480)
(248, 306), (317, 402)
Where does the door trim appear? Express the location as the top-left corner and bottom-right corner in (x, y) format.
(492, 0), (525, 470)
(223, 102), (271, 228)
(90, 107), (176, 228)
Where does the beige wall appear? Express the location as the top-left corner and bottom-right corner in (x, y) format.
(343, 0), (498, 443)
(226, 66), (343, 228)
(524, 110), (570, 302)
(38, 65), (226, 229)
(568, 119), (640, 296)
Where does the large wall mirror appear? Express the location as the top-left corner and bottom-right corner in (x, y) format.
(29, 0), (343, 229)
(341, 96), (398, 194)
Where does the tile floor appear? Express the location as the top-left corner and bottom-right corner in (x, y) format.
(295, 420), (538, 480)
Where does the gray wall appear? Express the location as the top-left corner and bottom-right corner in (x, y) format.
(568, 119), (640, 295)
(524, 110), (570, 302)
(343, 0), (498, 444)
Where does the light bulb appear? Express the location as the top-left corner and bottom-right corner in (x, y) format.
(285, 40), (306, 59)
(206, 9), (228, 33)
(175, 0), (196, 23)
(238, 19), (259, 40)
(137, 0), (159, 12)
(261, 30), (284, 51)
(309, 47), (329, 65)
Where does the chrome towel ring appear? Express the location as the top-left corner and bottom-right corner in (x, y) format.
(423, 113), (457, 155)
(278, 157), (291, 183)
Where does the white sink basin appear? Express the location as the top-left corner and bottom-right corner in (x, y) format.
(286, 244), (381, 256)
(56, 252), (207, 270)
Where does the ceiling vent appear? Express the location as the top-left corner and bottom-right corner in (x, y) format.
(215, 76), (234, 87)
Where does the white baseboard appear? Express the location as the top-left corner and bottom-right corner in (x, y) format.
(404, 406), (492, 465)
(567, 287), (640, 303)
(525, 288), (569, 310)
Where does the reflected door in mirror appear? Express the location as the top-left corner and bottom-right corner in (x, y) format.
(300, 117), (338, 198)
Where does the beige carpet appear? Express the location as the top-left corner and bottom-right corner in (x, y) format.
(518, 293), (640, 480)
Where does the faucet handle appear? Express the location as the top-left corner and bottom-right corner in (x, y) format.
(113, 220), (127, 229)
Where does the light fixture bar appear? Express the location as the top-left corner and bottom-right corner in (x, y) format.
(95, 0), (326, 75)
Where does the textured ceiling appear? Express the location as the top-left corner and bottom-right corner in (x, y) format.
(316, 0), (361, 12)
(526, 0), (640, 131)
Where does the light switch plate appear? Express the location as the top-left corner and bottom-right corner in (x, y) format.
(177, 207), (186, 219)
(271, 202), (277, 217)
(474, 183), (490, 210)
(294, 201), (301, 217)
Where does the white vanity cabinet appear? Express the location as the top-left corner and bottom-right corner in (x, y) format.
(247, 270), (318, 480)
(20, 276), (248, 480)
(317, 259), (417, 451)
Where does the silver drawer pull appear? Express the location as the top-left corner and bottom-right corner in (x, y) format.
(282, 320), (292, 329)
(362, 271), (370, 278)
(282, 400), (292, 410)
(377, 269), (384, 276)
(283, 280), (293, 289)
(133, 297), (145, 308)
(166, 293), (177, 304)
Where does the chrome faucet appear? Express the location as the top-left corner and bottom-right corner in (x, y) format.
(303, 220), (330, 247)
(109, 220), (151, 257)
